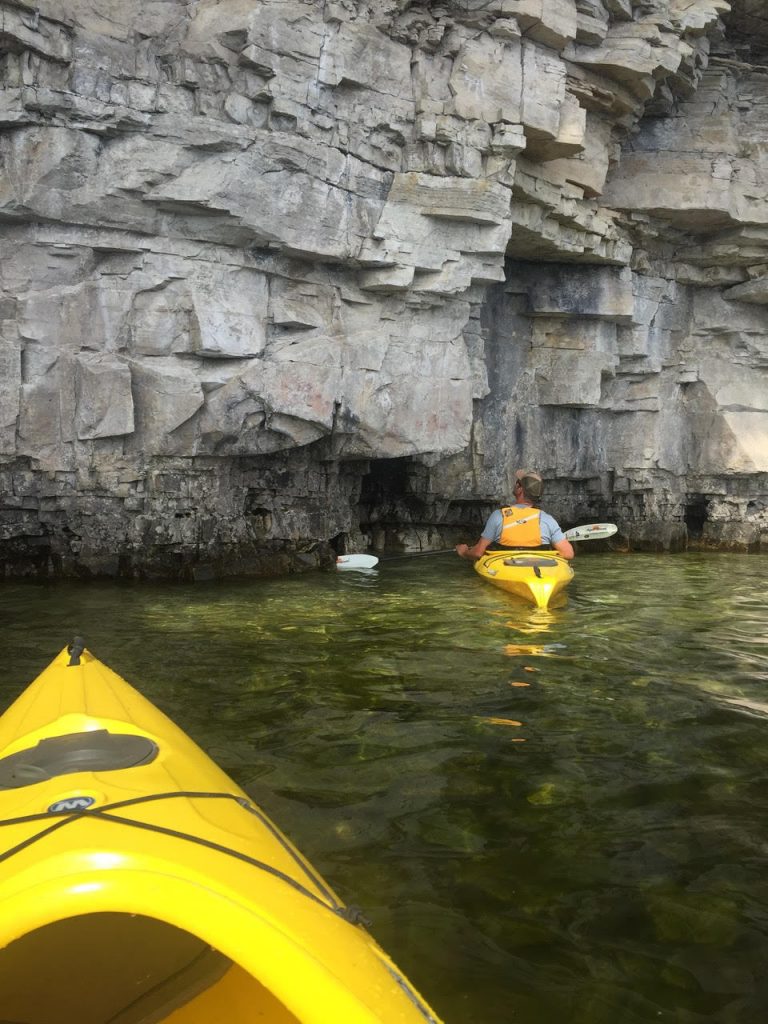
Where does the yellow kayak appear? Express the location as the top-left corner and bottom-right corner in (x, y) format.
(0, 641), (442, 1024)
(474, 549), (574, 609)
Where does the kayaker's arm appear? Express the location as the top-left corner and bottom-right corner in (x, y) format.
(553, 537), (575, 560)
(456, 537), (492, 560)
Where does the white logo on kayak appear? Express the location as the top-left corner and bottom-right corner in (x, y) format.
(48, 796), (95, 813)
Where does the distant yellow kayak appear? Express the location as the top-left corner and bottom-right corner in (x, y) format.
(474, 549), (574, 609)
(0, 641), (441, 1024)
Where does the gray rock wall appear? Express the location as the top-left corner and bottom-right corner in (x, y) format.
(0, 0), (766, 575)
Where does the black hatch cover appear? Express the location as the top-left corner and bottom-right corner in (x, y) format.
(0, 730), (158, 789)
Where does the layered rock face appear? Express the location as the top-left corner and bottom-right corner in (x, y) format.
(0, 0), (766, 576)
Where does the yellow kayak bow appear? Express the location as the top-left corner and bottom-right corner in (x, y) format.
(0, 640), (441, 1024)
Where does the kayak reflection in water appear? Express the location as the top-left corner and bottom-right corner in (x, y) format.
(455, 468), (575, 562)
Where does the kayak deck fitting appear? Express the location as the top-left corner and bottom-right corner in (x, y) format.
(0, 640), (442, 1024)
(474, 549), (574, 608)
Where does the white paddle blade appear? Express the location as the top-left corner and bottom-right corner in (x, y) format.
(336, 554), (379, 570)
(564, 523), (618, 542)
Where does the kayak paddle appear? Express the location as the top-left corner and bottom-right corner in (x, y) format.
(337, 525), (616, 569)
(564, 523), (617, 542)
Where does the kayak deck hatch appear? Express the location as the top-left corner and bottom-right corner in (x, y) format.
(0, 729), (158, 789)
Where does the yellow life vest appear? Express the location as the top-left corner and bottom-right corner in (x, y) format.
(498, 506), (543, 548)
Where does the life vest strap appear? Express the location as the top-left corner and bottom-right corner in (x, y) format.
(499, 510), (539, 528)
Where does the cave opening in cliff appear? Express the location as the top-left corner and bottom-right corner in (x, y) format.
(684, 495), (710, 539)
(358, 457), (429, 549)
(329, 532), (347, 556)
(724, 0), (768, 64)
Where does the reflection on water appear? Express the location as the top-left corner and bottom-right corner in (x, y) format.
(1, 551), (768, 1024)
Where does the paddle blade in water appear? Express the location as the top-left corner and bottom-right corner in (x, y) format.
(336, 554), (379, 570)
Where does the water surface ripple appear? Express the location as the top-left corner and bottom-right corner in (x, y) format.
(1, 551), (767, 1024)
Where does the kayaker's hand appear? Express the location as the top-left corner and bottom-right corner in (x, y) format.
(456, 543), (469, 558)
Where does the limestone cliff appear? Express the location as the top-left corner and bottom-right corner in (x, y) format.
(0, 0), (766, 576)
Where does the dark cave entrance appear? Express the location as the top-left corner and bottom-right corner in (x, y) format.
(359, 456), (412, 508)
(684, 494), (709, 538)
(324, 459), (423, 556)
(357, 457), (488, 551)
(329, 532), (347, 556)
(358, 457), (421, 542)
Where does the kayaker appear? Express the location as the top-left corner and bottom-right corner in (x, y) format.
(455, 469), (575, 561)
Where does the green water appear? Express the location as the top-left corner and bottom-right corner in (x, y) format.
(1, 552), (767, 1024)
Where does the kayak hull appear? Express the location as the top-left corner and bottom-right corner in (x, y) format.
(474, 549), (574, 609)
(0, 644), (441, 1024)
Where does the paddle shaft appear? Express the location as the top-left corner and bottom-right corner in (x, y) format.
(379, 549), (455, 562)
(349, 524), (616, 567)
(381, 524), (616, 560)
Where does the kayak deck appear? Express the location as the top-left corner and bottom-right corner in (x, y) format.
(474, 549), (574, 608)
(0, 643), (441, 1024)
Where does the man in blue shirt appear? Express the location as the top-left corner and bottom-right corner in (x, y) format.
(456, 469), (575, 561)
